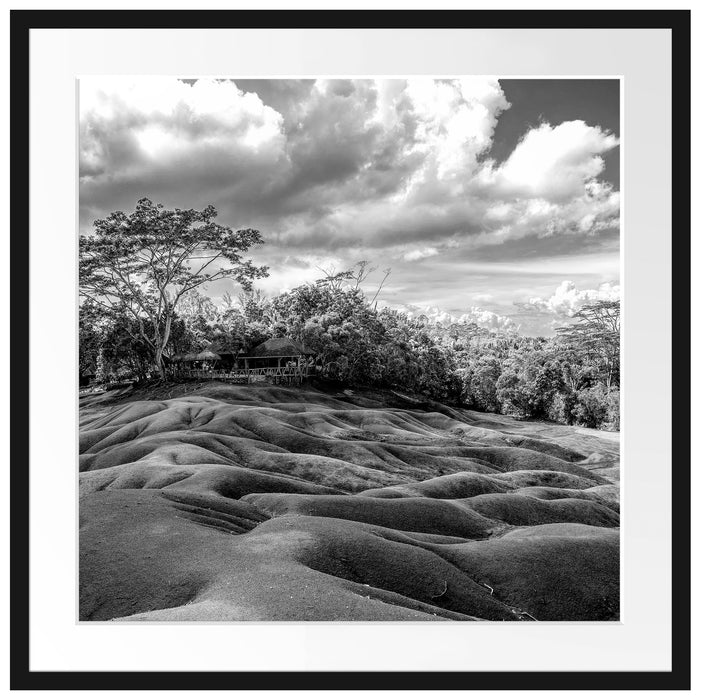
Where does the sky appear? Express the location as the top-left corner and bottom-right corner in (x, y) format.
(79, 77), (620, 335)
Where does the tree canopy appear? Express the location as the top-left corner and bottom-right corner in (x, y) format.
(79, 198), (268, 376)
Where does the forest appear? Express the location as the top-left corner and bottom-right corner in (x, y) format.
(79, 199), (620, 430)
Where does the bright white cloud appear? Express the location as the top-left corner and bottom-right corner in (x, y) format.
(381, 302), (517, 331)
(464, 120), (621, 245)
(80, 77), (287, 188)
(522, 280), (620, 316)
(254, 254), (344, 296)
(457, 307), (518, 330)
(479, 120), (619, 202)
(470, 187), (620, 248)
(403, 247), (439, 262)
(402, 78), (510, 180)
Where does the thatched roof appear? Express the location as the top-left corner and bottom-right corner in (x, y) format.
(194, 350), (221, 360)
(208, 344), (242, 356)
(244, 337), (314, 358)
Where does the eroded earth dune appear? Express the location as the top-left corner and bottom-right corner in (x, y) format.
(79, 382), (620, 622)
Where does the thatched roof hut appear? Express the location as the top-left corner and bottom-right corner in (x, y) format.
(244, 337), (314, 358)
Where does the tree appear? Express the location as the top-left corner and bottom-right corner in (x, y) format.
(572, 385), (611, 428)
(100, 313), (155, 383)
(556, 300), (620, 389)
(462, 358), (501, 412)
(313, 262), (391, 306)
(78, 300), (106, 380)
(236, 288), (271, 323)
(175, 290), (220, 351)
(79, 198), (268, 378)
(496, 371), (530, 417)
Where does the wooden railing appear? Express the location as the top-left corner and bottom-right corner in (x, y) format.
(172, 366), (314, 384)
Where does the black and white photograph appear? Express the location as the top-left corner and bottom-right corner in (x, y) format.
(77, 76), (622, 623)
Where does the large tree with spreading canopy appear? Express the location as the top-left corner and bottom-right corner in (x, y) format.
(79, 198), (268, 378)
(556, 299), (620, 389)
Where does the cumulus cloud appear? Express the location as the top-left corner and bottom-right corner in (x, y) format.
(399, 78), (510, 180)
(466, 122), (620, 247)
(79, 78), (291, 226)
(81, 78), (286, 176)
(457, 307), (518, 331)
(381, 302), (517, 331)
(519, 280), (620, 317)
(478, 120), (619, 202)
(79, 78), (620, 336)
(80, 78), (619, 255)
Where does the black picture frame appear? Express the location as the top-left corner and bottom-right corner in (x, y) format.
(9, 8), (691, 692)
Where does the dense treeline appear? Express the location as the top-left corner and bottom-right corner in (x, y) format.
(79, 200), (619, 430)
(80, 276), (461, 403)
(80, 275), (619, 430)
(449, 300), (620, 430)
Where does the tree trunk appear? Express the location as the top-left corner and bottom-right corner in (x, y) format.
(154, 346), (166, 380)
(152, 312), (174, 381)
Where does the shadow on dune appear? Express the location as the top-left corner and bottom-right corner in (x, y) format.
(79, 382), (620, 622)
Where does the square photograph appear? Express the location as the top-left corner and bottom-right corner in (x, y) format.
(78, 77), (620, 622)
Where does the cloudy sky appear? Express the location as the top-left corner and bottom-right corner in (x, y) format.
(79, 77), (620, 335)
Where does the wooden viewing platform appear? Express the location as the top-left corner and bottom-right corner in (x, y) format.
(170, 337), (317, 386)
(174, 365), (314, 385)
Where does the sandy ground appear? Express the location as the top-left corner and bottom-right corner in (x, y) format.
(79, 382), (620, 622)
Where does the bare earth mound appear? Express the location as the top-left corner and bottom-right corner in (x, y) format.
(79, 382), (620, 621)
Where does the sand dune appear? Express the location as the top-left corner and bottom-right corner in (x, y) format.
(79, 382), (620, 621)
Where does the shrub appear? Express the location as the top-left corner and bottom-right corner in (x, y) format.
(547, 391), (577, 425)
(605, 389), (620, 430)
(496, 372), (531, 417)
(572, 385), (610, 429)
